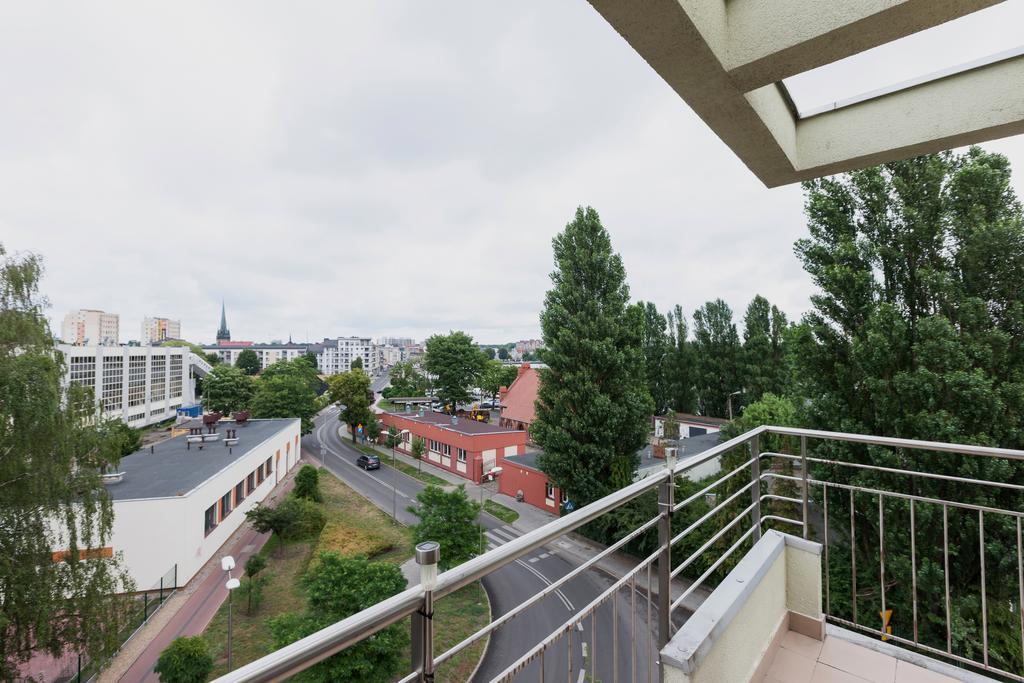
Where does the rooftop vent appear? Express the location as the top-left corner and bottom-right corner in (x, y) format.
(203, 412), (223, 427)
(450, 415), (458, 426)
(101, 470), (125, 484)
(233, 411), (250, 425)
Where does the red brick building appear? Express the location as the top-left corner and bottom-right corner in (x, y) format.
(380, 411), (527, 483)
(497, 450), (563, 513)
(498, 363), (539, 436)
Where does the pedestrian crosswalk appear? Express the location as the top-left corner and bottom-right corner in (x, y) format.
(484, 525), (558, 563)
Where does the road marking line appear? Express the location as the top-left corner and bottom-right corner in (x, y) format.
(576, 669), (585, 683)
(576, 622), (584, 633)
(513, 559), (574, 611)
(581, 642), (588, 658)
(484, 531), (505, 544)
(488, 526), (518, 542)
(538, 553), (549, 559)
(528, 557), (539, 563)
(317, 426), (409, 496)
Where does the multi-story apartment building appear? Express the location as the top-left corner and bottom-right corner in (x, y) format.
(202, 343), (308, 369)
(379, 336), (416, 347)
(378, 344), (403, 368)
(312, 337), (379, 375)
(141, 316), (181, 344)
(61, 309), (120, 346)
(60, 344), (195, 428)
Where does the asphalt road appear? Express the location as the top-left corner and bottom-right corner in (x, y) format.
(306, 408), (655, 682)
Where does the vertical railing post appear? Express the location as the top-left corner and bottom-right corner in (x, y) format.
(656, 477), (674, 652)
(413, 541), (440, 682)
(800, 435), (809, 539)
(750, 433), (762, 541)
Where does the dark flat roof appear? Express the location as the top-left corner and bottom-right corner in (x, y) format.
(105, 418), (298, 501)
(507, 432), (724, 474)
(385, 411), (521, 436)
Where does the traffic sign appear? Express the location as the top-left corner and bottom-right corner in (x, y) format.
(357, 424), (363, 434)
(563, 500), (575, 512)
(880, 609), (892, 641)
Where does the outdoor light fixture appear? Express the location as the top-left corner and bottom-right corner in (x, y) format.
(220, 555), (235, 572)
(416, 540), (440, 590)
(226, 577), (240, 590)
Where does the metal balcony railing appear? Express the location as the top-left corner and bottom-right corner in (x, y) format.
(212, 426), (1024, 683)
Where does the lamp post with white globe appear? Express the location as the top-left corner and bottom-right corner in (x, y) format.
(222, 556), (241, 670)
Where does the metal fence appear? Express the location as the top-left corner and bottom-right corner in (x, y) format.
(212, 426), (1024, 683)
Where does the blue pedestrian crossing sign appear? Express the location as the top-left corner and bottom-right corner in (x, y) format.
(563, 499), (575, 512)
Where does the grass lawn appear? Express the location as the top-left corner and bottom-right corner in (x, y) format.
(354, 443), (450, 488)
(201, 470), (491, 680)
(483, 499), (519, 524)
(376, 398), (400, 412)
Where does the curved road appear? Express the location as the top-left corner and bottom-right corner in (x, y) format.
(307, 408), (654, 682)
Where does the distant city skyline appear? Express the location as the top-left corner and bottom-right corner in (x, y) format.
(5, 3), (1024, 345)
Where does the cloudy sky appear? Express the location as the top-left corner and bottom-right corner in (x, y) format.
(3, 2), (1023, 345)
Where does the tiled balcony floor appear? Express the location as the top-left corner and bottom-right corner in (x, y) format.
(761, 630), (962, 683)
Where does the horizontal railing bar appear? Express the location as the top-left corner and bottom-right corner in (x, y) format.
(434, 512), (662, 666)
(760, 514), (803, 527)
(489, 552), (660, 682)
(670, 525), (757, 614)
(671, 501), (757, 580)
(761, 494), (803, 506)
(764, 451), (1024, 492)
(826, 616), (1024, 683)
(767, 475), (1024, 519)
(672, 457), (756, 512)
(396, 671), (419, 683)
(670, 479), (756, 547)
(765, 426), (1024, 461)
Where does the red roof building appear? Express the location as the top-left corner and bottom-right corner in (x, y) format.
(380, 411), (527, 483)
(499, 363), (539, 437)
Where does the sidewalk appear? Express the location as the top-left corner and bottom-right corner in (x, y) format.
(100, 461), (302, 683)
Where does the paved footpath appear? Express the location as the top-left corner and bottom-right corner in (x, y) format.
(102, 462), (301, 683)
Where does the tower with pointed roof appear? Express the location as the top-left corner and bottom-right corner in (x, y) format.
(216, 301), (231, 343)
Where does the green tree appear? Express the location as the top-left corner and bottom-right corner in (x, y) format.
(327, 370), (373, 442)
(408, 486), (482, 571)
(741, 295), (788, 403)
(243, 554), (269, 614)
(479, 359), (518, 403)
(384, 361), (427, 397)
(364, 413), (382, 442)
(350, 356), (363, 370)
(154, 636), (213, 683)
(267, 553), (408, 682)
(665, 304), (696, 413)
(201, 364), (254, 415)
(423, 331), (486, 412)
(638, 301), (671, 415)
(793, 148), (1024, 669)
(245, 502), (297, 553)
(235, 348), (261, 375)
(204, 351), (221, 366)
(497, 347), (509, 361)
(0, 245), (134, 678)
(532, 207), (654, 508)
(692, 299), (743, 418)
(251, 359), (319, 434)
(293, 464), (322, 502)
(483, 347), (496, 360)
(302, 351), (320, 370)
(99, 419), (143, 457)
(410, 436), (426, 472)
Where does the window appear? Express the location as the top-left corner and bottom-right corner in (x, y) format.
(204, 504), (217, 536)
(150, 355), (166, 401)
(257, 464), (265, 484)
(545, 483), (555, 500)
(442, 443), (451, 457)
(457, 448), (467, 463)
(234, 481), (245, 505)
(247, 472), (255, 494)
(128, 354), (146, 407)
(101, 356), (123, 412)
(169, 355), (183, 398)
(429, 439), (439, 452)
(219, 492), (232, 521)
(265, 457), (272, 475)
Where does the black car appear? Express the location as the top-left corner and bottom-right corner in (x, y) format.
(356, 454), (380, 470)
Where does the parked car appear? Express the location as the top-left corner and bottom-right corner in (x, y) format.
(479, 401), (494, 409)
(356, 454), (380, 470)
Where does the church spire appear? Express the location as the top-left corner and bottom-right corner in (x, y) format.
(216, 300), (231, 343)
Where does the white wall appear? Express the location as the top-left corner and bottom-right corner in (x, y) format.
(110, 419), (302, 589)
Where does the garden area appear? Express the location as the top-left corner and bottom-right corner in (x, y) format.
(185, 465), (490, 683)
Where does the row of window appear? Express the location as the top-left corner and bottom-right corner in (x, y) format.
(204, 457), (273, 536)
(426, 439), (468, 462)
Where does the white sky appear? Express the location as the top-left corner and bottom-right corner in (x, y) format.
(3, 2), (1023, 344)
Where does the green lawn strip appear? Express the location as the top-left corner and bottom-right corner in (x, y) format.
(354, 443), (449, 487)
(483, 499), (519, 524)
(376, 399), (400, 412)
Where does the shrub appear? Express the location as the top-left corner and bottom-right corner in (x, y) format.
(293, 464), (322, 502)
(154, 636), (213, 683)
(280, 496), (326, 540)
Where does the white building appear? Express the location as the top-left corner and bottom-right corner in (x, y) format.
(378, 345), (403, 368)
(61, 309), (119, 346)
(92, 418), (301, 589)
(60, 344), (195, 428)
(141, 317), (182, 344)
(201, 343), (309, 370)
(314, 337), (379, 375)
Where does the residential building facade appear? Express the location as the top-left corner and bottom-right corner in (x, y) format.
(380, 410), (527, 483)
(61, 309), (119, 346)
(141, 316), (181, 344)
(202, 343), (308, 369)
(59, 344), (195, 428)
(313, 336), (379, 375)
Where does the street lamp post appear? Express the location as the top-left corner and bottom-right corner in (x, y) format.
(727, 389), (745, 421)
(392, 429), (410, 519)
(478, 465), (502, 553)
(221, 556), (241, 671)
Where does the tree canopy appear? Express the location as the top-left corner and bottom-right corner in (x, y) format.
(327, 370), (374, 442)
(0, 245), (134, 678)
(235, 348), (261, 375)
(154, 636), (213, 683)
(408, 485), (482, 571)
(383, 361), (428, 398)
(479, 360), (518, 402)
(692, 298), (743, 418)
(201, 364), (254, 415)
(423, 331), (486, 411)
(251, 358), (320, 434)
(268, 553), (408, 682)
(532, 207), (654, 507)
